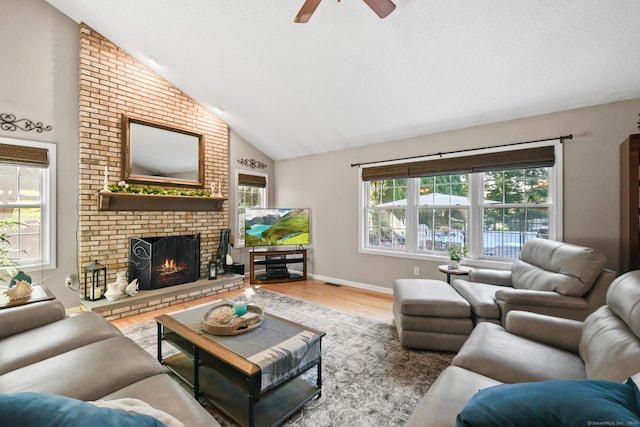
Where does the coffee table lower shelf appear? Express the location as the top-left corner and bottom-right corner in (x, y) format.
(164, 353), (321, 427)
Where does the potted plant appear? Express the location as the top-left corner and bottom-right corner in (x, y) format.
(446, 244), (467, 269)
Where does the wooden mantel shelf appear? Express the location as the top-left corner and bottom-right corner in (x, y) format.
(97, 191), (226, 211)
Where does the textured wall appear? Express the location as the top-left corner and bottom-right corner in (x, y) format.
(78, 25), (229, 295)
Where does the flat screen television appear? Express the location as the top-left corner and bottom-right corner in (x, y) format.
(243, 208), (310, 247)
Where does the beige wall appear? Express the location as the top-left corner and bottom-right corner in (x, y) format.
(275, 99), (640, 291)
(227, 129), (275, 268)
(1, 0), (79, 307)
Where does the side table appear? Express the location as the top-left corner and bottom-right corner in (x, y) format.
(0, 285), (55, 309)
(438, 265), (472, 284)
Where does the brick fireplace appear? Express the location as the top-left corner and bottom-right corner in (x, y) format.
(77, 24), (237, 316)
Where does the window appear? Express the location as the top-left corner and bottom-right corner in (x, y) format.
(0, 137), (56, 271)
(360, 142), (561, 266)
(236, 172), (267, 247)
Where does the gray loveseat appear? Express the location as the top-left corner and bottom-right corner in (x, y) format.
(452, 238), (615, 324)
(0, 299), (218, 426)
(407, 269), (640, 426)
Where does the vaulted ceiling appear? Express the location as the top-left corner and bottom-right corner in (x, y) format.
(46, 0), (640, 160)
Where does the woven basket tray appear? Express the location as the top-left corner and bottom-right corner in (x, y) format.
(201, 302), (264, 336)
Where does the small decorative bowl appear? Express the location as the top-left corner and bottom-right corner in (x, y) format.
(201, 301), (264, 335)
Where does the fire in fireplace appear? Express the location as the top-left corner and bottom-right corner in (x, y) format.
(129, 234), (200, 290)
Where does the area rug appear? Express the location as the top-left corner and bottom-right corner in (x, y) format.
(119, 288), (453, 426)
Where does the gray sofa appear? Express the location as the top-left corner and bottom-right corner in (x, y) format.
(407, 269), (640, 426)
(452, 238), (615, 324)
(0, 299), (218, 426)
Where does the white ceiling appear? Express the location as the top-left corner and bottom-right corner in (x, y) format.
(46, 0), (640, 161)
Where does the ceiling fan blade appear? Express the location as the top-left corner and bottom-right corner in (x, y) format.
(362, 0), (396, 19)
(295, 0), (322, 23)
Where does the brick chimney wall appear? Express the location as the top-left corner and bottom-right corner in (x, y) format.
(78, 24), (229, 296)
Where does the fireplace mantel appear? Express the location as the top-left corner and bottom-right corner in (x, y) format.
(97, 191), (226, 211)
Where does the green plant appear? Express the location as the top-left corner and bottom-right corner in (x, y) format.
(0, 218), (21, 284)
(108, 182), (211, 197)
(446, 244), (467, 260)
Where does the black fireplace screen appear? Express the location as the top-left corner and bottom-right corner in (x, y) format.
(128, 234), (200, 290)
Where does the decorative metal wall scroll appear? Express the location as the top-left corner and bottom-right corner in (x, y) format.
(237, 158), (267, 169)
(1, 113), (52, 133)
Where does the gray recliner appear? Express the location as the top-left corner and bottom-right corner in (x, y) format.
(451, 238), (616, 325)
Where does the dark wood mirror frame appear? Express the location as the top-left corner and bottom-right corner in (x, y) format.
(122, 114), (205, 188)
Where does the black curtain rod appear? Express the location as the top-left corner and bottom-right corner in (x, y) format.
(350, 134), (573, 168)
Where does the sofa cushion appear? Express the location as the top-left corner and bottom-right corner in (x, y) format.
(606, 270), (640, 337)
(0, 337), (164, 400)
(0, 392), (168, 427)
(511, 238), (606, 296)
(0, 300), (65, 340)
(450, 281), (503, 319)
(406, 366), (501, 427)
(455, 377), (640, 427)
(580, 305), (640, 382)
(452, 322), (586, 383)
(393, 279), (470, 317)
(102, 374), (220, 427)
(0, 312), (123, 375)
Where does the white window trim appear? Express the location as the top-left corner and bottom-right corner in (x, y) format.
(0, 136), (56, 271)
(358, 140), (563, 269)
(235, 170), (268, 249)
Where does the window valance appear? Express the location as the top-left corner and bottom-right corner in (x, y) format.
(238, 173), (266, 188)
(0, 143), (49, 167)
(361, 146), (554, 181)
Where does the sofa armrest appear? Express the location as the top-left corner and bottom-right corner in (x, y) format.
(0, 300), (66, 340)
(505, 310), (583, 354)
(469, 268), (512, 286)
(495, 288), (589, 309)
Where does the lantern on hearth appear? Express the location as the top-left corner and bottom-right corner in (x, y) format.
(84, 259), (107, 301)
(208, 257), (218, 280)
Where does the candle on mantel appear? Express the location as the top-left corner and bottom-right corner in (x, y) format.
(102, 166), (111, 192)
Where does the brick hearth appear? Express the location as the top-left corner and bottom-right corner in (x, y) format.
(81, 275), (244, 321)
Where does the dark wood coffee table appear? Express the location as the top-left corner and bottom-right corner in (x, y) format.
(155, 300), (325, 427)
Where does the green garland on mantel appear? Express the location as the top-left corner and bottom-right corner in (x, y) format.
(107, 184), (212, 198)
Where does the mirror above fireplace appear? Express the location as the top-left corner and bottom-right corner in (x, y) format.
(122, 114), (204, 187)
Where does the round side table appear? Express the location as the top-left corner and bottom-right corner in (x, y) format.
(438, 264), (472, 284)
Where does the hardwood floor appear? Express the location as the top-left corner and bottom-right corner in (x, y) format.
(110, 278), (394, 329)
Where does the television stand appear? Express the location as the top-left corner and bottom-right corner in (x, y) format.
(249, 249), (307, 284)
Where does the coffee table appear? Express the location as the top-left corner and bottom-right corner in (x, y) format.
(155, 300), (325, 427)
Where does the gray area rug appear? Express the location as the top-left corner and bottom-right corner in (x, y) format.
(120, 288), (453, 426)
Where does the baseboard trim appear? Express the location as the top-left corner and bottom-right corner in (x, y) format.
(307, 273), (393, 295)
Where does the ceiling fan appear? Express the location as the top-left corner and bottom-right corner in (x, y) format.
(295, 0), (396, 23)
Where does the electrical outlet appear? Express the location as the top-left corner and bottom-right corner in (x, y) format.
(414, 267), (420, 275)
(64, 275), (73, 288)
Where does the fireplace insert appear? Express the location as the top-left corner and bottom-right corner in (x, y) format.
(129, 234), (200, 290)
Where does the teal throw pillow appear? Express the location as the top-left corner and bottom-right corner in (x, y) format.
(456, 378), (640, 427)
(0, 392), (167, 427)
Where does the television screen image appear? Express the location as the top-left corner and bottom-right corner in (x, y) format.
(244, 208), (310, 247)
